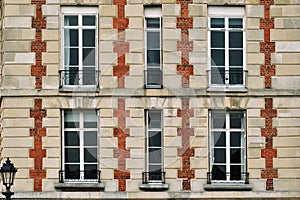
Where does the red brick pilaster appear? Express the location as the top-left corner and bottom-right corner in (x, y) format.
(261, 98), (278, 190)
(31, 0), (47, 89)
(29, 99), (47, 192)
(260, 0), (275, 88)
(177, 98), (195, 190)
(113, 99), (130, 191)
(176, 0), (194, 88)
(113, 0), (130, 88)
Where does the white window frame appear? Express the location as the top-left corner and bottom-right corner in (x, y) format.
(144, 7), (162, 88)
(61, 7), (98, 87)
(62, 110), (99, 183)
(145, 109), (164, 182)
(209, 110), (247, 183)
(208, 7), (246, 90)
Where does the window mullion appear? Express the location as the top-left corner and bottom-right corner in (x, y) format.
(80, 112), (84, 180)
(226, 111), (230, 181)
(225, 18), (229, 86)
(78, 15), (83, 85)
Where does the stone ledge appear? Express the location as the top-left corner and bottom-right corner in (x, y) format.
(207, 86), (248, 93)
(59, 86), (100, 93)
(54, 182), (105, 191)
(204, 183), (253, 191)
(139, 183), (169, 191)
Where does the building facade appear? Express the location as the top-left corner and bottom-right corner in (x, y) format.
(0, 0), (300, 199)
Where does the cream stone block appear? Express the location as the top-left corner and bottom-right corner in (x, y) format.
(163, 75), (181, 89)
(163, 29), (181, 40)
(47, 41), (59, 52)
(247, 18), (260, 30)
(5, 17), (31, 28)
(100, 137), (118, 148)
(248, 137), (265, 148)
(46, 128), (59, 137)
(100, 109), (113, 118)
(190, 157), (205, 169)
(100, 149), (114, 158)
(247, 30), (264, 41)
(164, 169), (178, 179)
(101, 53), (118, 64)
(42, 53), (59, 64)
(100, 76), (118, 88)
(162, 4), (180, 17)
(247, 109), (260, 117)
(190, 76), (206, 89)
(100, 41), (114, 53)
(164, 41), (177, 52)
(189, 29), (206, 41)
(100, 169), (114, 180)
(277, 148), (300, 158)
(190, 118), (207, 128)
(128, 18), (143, 29)
(126, 29), (143, 41)
(46, 109), (60, 118)
(42, 29), (59, 41)
(100, 118), (118, 128)
(275, 18), (300, 29)
(101, 128), (114, 138)
(164, 117), (181, 127)
(163, 109), (177, 117)
(247, 53), (264, 64)
(126, 180), (140, 191)
(164, 136), (181, 147)
(43, 76), (59, 89)
(271, 29), (300, 41)
(99, 5), (117, 17)
(164, 147), (178, 157)
(125, 5), (143, 17)
(43, 118), (60, 127)
(5, 29), (35, 40)
(164, 52), (180, 64)
(162, 0), (176, 3)
(277, 65), (300, 76)
(277, 109), (300, 117)
(273, 118), (300, 127)
(3, 118), (34, 128)
(278, 169), (300, 178)
(42, 5), (59, 16)
(190, 136), (205, 148)
(278, 128), (300, 137)
(126, 137), (144, 149)
(130, 149), (144, 159)
(15, 169), (29, 179)
(102, 180), (118, 192)
(47, 148), (60, 158)
(127, 98), (145, 108)
(4, 65), (31, 76)
(246, 5), (264, 18)
(248, 148), (261, 159)
(129, 41), (143, 53)
(194, 17), (206, 29)
(126, 159), (144, 169)
(274, 179), (300, 191)
(44, 158), (60, 168)
(47, 169), (59, 179)
(97, 98), (117, 109)
(130, 109), (144, 118)
(3, 76), (35, 89)
(2, 148), (29, 158)
(164, 127), (178, 137)
(2, 138), (33, 148)
(46, 64), (59, 76)
(273, 77), (300, 89)
(247, 76), (264, 89)
(248, 158), (265, 169)
(272, 53), (300, 64)
(100, 158), (118, 169)
(2, 128), (30, 137)
(130, 127), (145, 137)
(99, 17), (113, 29)
(5, 0), (31, 4)
(126, 117), (143, 127)
(126, 53), (143, 64)
(4, 41), (30, 52)
(163, 17), (176, 29)
(195, 147), (208, 158)
(42, 137), (60, 148)
(274, 98), (300, 108)
(3, 109), (29, 118)
(5, 53), (35, 64)
(14, 179), (34, 192)
(99, 29), (118, 41)
(274, 158), (300, 168)
(46, 16), (59, 29)
(247, 42), (260, 53)
(189, 4), (206, 17)
(165, 157), (181, 169)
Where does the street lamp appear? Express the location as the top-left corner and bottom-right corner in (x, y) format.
(0, 158), (17, 199)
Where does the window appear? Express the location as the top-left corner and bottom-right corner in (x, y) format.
(61, 7), (98, 87)
(61, 110), (99, 182)
(208, 7), (246, 89)
(144, 7), (162, 88)
(209, 110), (247, 183)
(144, 110), (164, 183)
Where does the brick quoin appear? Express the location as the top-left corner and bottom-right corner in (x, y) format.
(260, 98), (278, 190)
(113, 99), (130, 191)
(177, 98), (195, 190)
(176, 0), (194, 88)
(29, 99), (47, 192)
(31, 0), (47, 89)
(113, 0), (129, 88)
(260, 0), (275, 88)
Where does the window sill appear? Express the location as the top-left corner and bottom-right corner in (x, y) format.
(59, 86), (99, 93)
(204, 183), (252, 191)
(139, 182), (169, 191)
(207, 86), (248, 93)
(54, 182), (105, 191)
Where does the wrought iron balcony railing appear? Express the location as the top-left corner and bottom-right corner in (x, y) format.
(59, 170), (101, 183)
(59, 69), (100, 87)
(144, 68), (162, 88)
(207, 172), (249, 184)
(207, 69), (248, 87)
(142, 172), (166, 184)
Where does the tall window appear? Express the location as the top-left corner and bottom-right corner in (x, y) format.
(62, 110), (99, 182)
(61, 7), (98, 87)
(145, 110), (164, 182)
(208, 7), (246, 89)
(144, 7), (162, 88)
(209, 110), (247, 183)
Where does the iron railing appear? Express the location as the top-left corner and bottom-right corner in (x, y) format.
(142, 172), (166, 184)
(144, 68), (162, 88)
(207, 69), (248, 87)
(207, 172), (249, 184)
(59, 170), (101, 183)
(59, 69), (100, 87)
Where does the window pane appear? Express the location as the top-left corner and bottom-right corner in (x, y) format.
(211, 49), (225, 66)
(84, 112), (97, 128)
(64, 67), (79, 85)
(84, 164), (98, 179)
(84, 148), (97, 162)
(147, 32), (160, 49)
(230, 132), (242, 146)
(65, 164), (80, 179)
(147, 18), (160, 28)
(213, 132), (226, 147)
(229, 50), (243, 66)
(148, 111), (161, 129)
(83, 67), (96, 85)
(149, 164), (162, 173)
(84, 131), (97, 146)
(146, 68), (162, 86)
(230, 149), (241, 163)
(229, 68), (243, 85)
(229, 18), (243, 28)
(211, 31), (225, 48)
(211, 18), (224, 28)
(64, 112), (79, 128)
(230, 112), (244, 128)
(212, 111), (226, 129)
(229, 32), (243, 48)
(214, 149), (226, 163)
(65, 48), (79, 66)
(83, 16), (96, 26)
(65, 148), (80, 162)
(65, 131), (79, 146)
(64, 16), (78, 26)
(149, 131), (161, 147)
(212, 165), (226, 180)
(211, 67), (225, 85)
(83, 30), (95, 47)
(230, 165), (242, 180)
(149, 148), (162, 163)
(64, 29), (78, 46)
(147, 50), (160, 65)
(83, 48), (95, 66)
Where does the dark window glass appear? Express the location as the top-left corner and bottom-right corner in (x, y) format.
(84, 148), (97, 162)
(148, 111), (161, 129)
(64, 48), (79, 66)
(212, 165), (226, 180)
(211, 67), (225, 84)
(149, 131), (161, 147)
(84, 112), (97, 128)
(230, 165), (242, 180)
(147, 50), (160, 65)
(149, 164), (162, 173)
(147, 32), (160, 49)
(211, 31), (225, 48)
(229, 32), (243, 48)
(147, 18), (160, 28)
(84, 131), (97, 146)
(83, 67), (96, 85)
(229, 50), (243, 66)
(212, 111), (226, 129)
(83, 48), (95, 66)
(83, 30), (95, 47)
(211, 49), (225, 66)
(211, 18), (224, 28)
(146, 68), (162, 86)
(65, 131), (80, 146)
(64, 16), (78, 26)
(84, 164), (98, 179)
(149, 148), (162, 163)
(214, 149), (226, 163)
(230, 112), (243, 128)
(230, 149), (241, 163)
(230, 132), (242, 146)
(213, 132), (226, 147)
(229, 18), (243, 28)
(229, 68), (243, 85)
(65, 29), (78, 46)
(83, 16), (96, 26)
(65, 148), (80, 162)
(64, 111), (79, 128)
(65, 164), (80, 179)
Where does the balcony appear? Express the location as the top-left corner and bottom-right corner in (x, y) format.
(144, 68), (162, 89)
(59, 69), (100, 91)
(139, 172), (169, 191)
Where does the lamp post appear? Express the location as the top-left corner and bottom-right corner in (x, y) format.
(0, 158), (17, 200)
